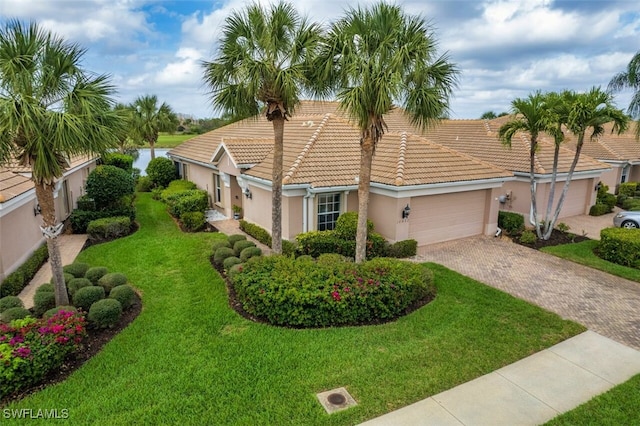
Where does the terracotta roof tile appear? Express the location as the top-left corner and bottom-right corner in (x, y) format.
(0, 168), (33, 202)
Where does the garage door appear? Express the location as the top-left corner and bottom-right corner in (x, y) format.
(554, 179), (588, 218)
(409, 190), (486, 246)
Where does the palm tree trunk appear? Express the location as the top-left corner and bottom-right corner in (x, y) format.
(34, 182), (69, 306)
(355, 136), (375, 263)
(542, 143), (561, 240)
(149, 137), (156, 160)
(529, 137), (542, 239)
(271, 117), (284, 254)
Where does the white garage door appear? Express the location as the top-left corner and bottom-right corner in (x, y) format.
(409, 190), (487, 246)
(555, 179), (588, 218)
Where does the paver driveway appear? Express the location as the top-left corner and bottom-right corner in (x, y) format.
(415, 236), (640, 350)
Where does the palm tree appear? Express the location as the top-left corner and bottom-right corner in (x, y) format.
(131, 95), (178, 160)
(0, 21), (122, 305)
(202, 2), (322, 254)
(315, 2), (459, 262)
(113, 103), (141, 153)
(499, 92), (557, 239)
(608, 51), (640, 138)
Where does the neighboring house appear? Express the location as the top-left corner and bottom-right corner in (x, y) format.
(169, 102), (514, 246)
(562, 122), (640, 192)
(0, 157), (96, 281)
(424, 116), (608, 221)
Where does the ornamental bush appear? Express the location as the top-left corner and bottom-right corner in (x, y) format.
(240, 246), (262, 262)
(0, 244), (49, 297)
(63, 263), (91, 279)
(0, 311), (86, 397)
(76, 194), (96, 211)
(296, 230), (386, 259)
(214, 247), (236, 266)
(519, 230), (537, 244)
(0, 307), (31, 323)
(69, 206), (136, 233)
(43, 306), (77, 319)
(102, 153), (133, 172)
(146, 157), (177, 188)
(498, 211), (525, 234)
(231, 255), (435, 327)
(87, 216), (132, 242)
(0, 296), (23, 313)
(67, 278), (92, 297)
(97, 273), (128, 295)
(136, 176), (154, 192)
(180, 211), (206, 232)
(589, 203), (610, 216)
(233, 240), (256, 256)
(73, 286), (105, 311)
(227, 234), (247, 246)
(599, 228), (640, 268)
(33, 291), (56, 317)
(52, 273), (75, 286)
(223, 256), (242, 271)
(387, 239), (418, 258)
(334, 211), (374, 239)
(86, 165), (135, 210)
(212, 240), (232, 251)
(109, 285), (135, 310)
(35, 283), (54, 294)
(168, 190), (208, 218)
(618, 182), (637, 197)
(622, 198), (640, 211)
(238, 220), (296, 255)
(85, 267), (109, 285)
(88, 299), (122, 328)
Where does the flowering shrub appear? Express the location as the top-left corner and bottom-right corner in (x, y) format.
(0, 311), (86, 398)
(231, 255), (435, 327)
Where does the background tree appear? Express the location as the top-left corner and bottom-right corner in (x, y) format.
(0, 21), (122, 305)
(113, 103), (141, 153)
(202, 1), (322, 254)
(131, 95), (178, 160)
(609, 50), (640, 138)
(315, 2), (459, 262)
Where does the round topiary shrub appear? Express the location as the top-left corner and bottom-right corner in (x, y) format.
(227, 263), (244, 279)
(85, 267), (109, 285)
(43, 306), (77, 319)
(0, 295), (23, 313)
(63, 263), (91, 279)
(239, 246), (262, 262)
(231, 255), (435, 327)
(223, 256), (242, 271)
(295, 255), (314, 263)
(67, 278), (92, 297)
(86, 165), (135, 210)
(212, 240), (232, 251)
(317, 253), (350, 266)
(73, 286), (106, 312)
(35, 283), (54, 294)
(233, 240), (256, 256)
(109, 285), (135, 310)
(97, 273), (128, 295)
(33, 291), (56, 317)
(334, 212), (374, 239)
(52, 273), (75, 285)
(1, 307), (32, 323)
(227, 234), (247, 246)
(214, 247), (236, 266)
(88, 299), (122, 328)
(146, 157), (177, 188)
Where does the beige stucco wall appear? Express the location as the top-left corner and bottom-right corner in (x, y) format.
(599, 166), (621, 192)
(283, 195), (303, 240)
(368, 193), (410, 242)
(243, 184), (272, 233)
(629, 165), (640, 183)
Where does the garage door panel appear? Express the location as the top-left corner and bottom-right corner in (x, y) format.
(554, 179), (588, 218)
(409, 191), (486, 245)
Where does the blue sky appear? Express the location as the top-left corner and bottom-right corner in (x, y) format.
(1, 0), (638, 119)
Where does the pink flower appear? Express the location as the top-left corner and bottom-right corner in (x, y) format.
(9, 336), (24, 346)
(331, 291), (341, 301)
(12, 346), (31, 358)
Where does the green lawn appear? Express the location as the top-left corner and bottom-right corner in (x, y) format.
(153, 133), (196, 148)
(5, 194), (584, 424)
(541, 240), (640, 283)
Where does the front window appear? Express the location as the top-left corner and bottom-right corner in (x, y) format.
(621, 165), (630, 183)
(214, 173), (222, 205)
(317, 193), (341, 231)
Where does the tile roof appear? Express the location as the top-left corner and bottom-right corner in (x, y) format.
(214, 139), (273, 167)
(562, 122), (640, 162)
(0, 168), (34, 203)
(3, 155), (95, 174)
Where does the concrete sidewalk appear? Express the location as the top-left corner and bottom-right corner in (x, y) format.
(361, 331), (640, 426)
(18, 234), (87, 309)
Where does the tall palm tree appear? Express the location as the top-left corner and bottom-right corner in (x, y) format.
(499, 92), (557, 239)
(315, 2), (459, 262)
(0, 21), (122, 305)
(131, 95), (178, 160)
(202, 2), (322, 254)
(608, 51), (640, 138)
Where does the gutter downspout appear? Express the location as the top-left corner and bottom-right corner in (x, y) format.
(303, 188), (312, 233)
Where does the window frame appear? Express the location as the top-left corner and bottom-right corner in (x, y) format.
(316, 192), (341, 231)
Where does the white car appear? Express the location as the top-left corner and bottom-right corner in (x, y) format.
(613, 211), (640, 228)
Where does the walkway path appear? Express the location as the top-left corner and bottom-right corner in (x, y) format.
(558, 208), (620, 240)
(19, 234), (87, 309)
(209, 219), (272, 255)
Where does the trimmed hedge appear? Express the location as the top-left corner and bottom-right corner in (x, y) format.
(240, 246), (262, 262)
(599, 227), (640, 268)
(87, 216), (132, 242)
(33, 291), (56, 317)
(387, 239), (418, 258)
(334, 211), (374, 239)
(146, 157), (177, 188)
(227, 234), (247, 246)
(231, 255), (435, 327)
(0, 244), (49, 297)
(85, 267), (109, 285)
(109, 285), (135, 310)
(233, 240), (256, 256)
(296, 230), (387, 259)
(63, 263), (91, 279)
(180, 211), (206, 232)
(97, 273), (128, 295)
(589, 203), (611, 216)
(102, 153), (133, 172)
(70, 206), (136, 234)
(498, 211), (525, 234)
(0, 307), (31, 323)
(622, 198), (640, 211)
(214, 247), (236, 266)
(86, 165), (135, 210)
(0, 296), (23, 313)
(88, 299), (122, 328)
(67, 278), (92, 297)
(223, 256), (242, 271)
(212, 240), (232, 251)
(136, 176), (154, 192)
(618, 182), (637, 197)
(73, 286), (106, 312)
(238, 220), (296, 256)
(76, 195), (96, 211)
(35, 283), (54, 294)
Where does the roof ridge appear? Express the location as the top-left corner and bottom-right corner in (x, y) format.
(595, 137), (623, 160)
(282, 113), (332, 184)
(520, 133), (546, 174)
(394, 132), (408, 185)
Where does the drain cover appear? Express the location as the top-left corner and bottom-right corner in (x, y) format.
(316, 387), (357, 414)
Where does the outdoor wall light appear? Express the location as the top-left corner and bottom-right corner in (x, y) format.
(595, 182), (602, 192)
(244, 188), (252, 199)
(34, 203), (42, 216)
(402, 204), (411, 219)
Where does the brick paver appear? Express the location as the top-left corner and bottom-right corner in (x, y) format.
(415, 235), (640, 350)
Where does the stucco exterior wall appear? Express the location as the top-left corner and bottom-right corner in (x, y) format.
(368, 193), (410, 242)
(283, 195), (303, 240)
(0, 198), (45, 281)
(243, 184), (272, 233)
(599, 166), (621, 192)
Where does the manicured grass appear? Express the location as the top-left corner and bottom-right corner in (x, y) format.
(5, 194), (584, 424)
(545, 374), (640, 425)
(153, 133), (196, 148)
(541, 240), (640, 283)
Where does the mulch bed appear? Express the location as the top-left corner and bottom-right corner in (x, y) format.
(0, 294), (142, 408)
(510, 229), (590, 249)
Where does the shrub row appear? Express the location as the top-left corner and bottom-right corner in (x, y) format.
(85, 165), (135, 210)
(87, 216), (132, 243)
(231, 255), (435, 327)
(212, 234), (263, 272)
(589, 203), (611, 216)
(0, 244), (49, 297)
(146, 157), (177, 188)
(238, 220), (296, 255)
(618, 182), (637, 197)
(70, 206), (136, 233)
(102, 153), (133, 172)
(599, 228), (640, 268)
(498, 211), (525, 234)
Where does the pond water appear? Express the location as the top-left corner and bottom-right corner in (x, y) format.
(133, 149), (170, 175)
